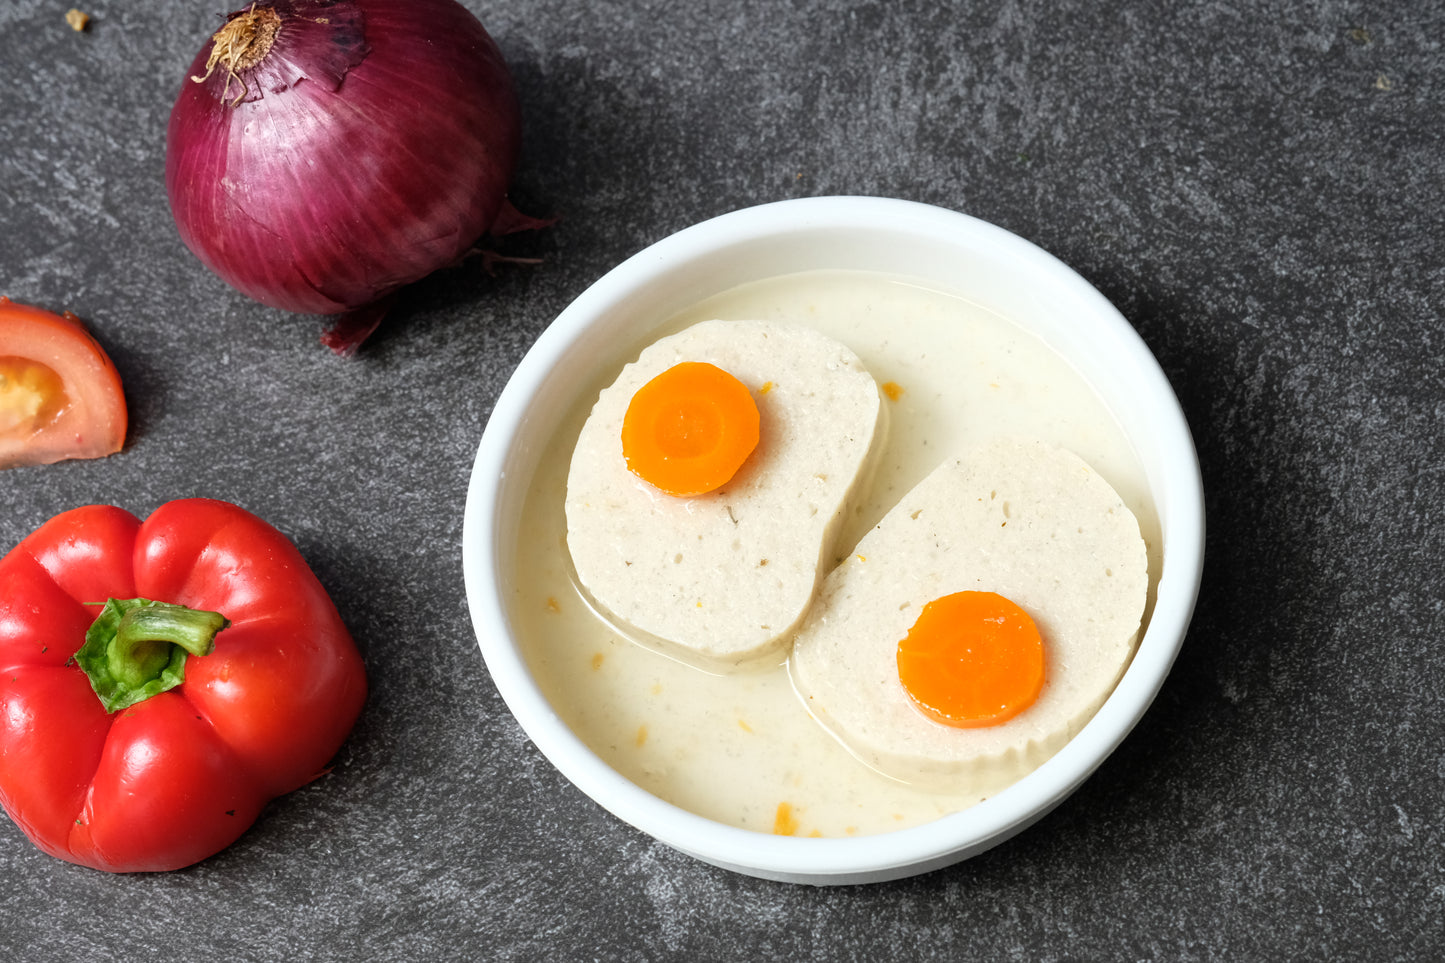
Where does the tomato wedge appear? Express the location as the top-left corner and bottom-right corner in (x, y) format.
(0, 298), (127, 469)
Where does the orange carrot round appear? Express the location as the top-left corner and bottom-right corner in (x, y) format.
(621, 362), (760, 497)
(896, 591), (1045, 728)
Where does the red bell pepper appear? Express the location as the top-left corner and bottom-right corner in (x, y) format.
(0, 498), (367, 872)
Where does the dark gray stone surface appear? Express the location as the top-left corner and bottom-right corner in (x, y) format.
(1, 0), (1441, 959)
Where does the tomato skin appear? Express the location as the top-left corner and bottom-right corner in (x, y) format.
(0, 297), (127, 469)
(0, 499), (367, 872)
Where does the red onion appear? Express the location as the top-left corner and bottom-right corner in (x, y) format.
(166, 0), (524, 353)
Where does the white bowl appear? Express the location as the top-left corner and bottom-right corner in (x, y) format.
(462, 196), (1204, 885)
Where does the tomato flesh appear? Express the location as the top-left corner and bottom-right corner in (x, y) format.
(0, 298), (126, 469)
(0, 356), (69, 434)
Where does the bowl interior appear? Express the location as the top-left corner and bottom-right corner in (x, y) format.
(462, 197), (1203, 884)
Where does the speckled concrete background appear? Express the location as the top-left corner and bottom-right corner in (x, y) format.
(1, 0), (1441, 959)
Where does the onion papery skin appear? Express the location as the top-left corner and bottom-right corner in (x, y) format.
(165, 0), (521, 317)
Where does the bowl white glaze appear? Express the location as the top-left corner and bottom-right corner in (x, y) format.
(461, 196), (1204, 885)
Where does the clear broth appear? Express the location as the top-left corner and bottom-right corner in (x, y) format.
(510, 270), (1160, 837)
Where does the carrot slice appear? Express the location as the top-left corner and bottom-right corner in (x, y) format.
(620, 362), (759, 497)
(896, 591), (1045, 728)
(0, 297), (127, 469)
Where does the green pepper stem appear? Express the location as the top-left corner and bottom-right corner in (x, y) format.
(107, 605), (226, 687)
(75, 599), (231, 713)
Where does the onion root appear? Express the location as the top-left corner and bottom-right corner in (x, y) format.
(191, 7), (283, 104)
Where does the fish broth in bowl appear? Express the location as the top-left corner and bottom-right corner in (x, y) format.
(464, 196), (1201, 884)
(512, 269), (1158, 837)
